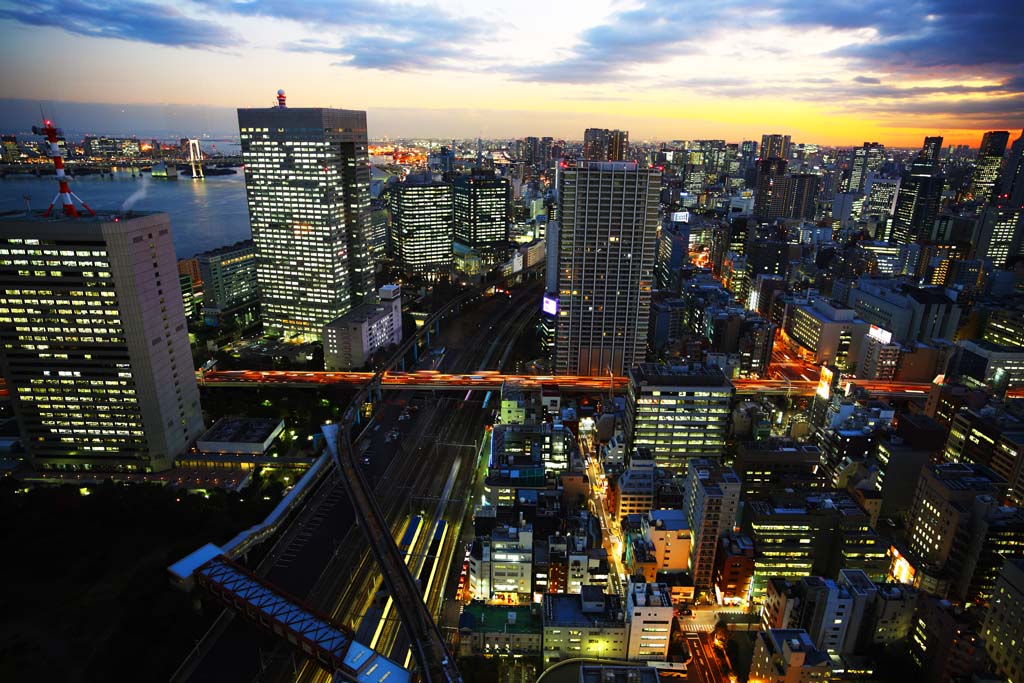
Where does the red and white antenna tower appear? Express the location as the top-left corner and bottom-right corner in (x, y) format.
(32, 117), (95, 218)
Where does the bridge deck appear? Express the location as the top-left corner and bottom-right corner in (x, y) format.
(195, 555), (410, 683)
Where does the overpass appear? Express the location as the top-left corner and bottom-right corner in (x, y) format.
(196, 369), (995, 400)
(193, 554), (410, 683)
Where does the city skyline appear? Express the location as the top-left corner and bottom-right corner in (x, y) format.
(0, 0), (1021, 145)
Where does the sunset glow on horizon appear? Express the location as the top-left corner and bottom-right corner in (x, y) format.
(0, 0), (1020, 145)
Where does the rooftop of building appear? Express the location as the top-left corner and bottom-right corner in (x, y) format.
(647, 509), (688, 532)
(628, 363), (731, 388)
(579, 665), (659, 683)
(543, 591), (623, 628)
(928, 462), (1007, 492)
(197, 417), (284, 445)
(736, 438), (821, 457)
(960, 338), (1024, 356)
(0, 208), (162, 225)
(747, 490), (867, 518)
(326, 301), (392, 327)
(766, 629), (831, 667)
(840, 569), (876, 594)
(628, 580), (672, 607)
(195, 239), (255, 259)
(459, 601), (540, 634)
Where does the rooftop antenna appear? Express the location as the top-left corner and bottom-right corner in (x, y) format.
(32, 116), (95, 217)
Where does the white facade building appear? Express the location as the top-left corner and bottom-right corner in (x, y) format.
(625, 579), (673, 661)
(323, 285), (402, 370)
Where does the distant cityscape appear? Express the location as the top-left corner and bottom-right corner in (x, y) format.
(1, 87), (1023, 683)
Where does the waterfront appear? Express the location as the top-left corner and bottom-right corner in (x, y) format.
(0, 170), (251, 258)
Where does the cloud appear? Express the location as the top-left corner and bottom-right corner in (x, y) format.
(0, 0), (237, 48)
(284, 35), (463, 72)
(198, 0), (485, 71)
(510, 1), (734, 84)
(196, 0), (472, 37)
(826, 1), (1024, 70)
(507, 0), (1024, 89)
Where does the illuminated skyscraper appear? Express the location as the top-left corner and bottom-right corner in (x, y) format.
(683, 458), (741, 594)
(998, 129), (1024, 207)
(454, 169), (510, 264)
(556, 161), (658, 375)
(760, 133), (791, 160)
(891, 140), (945, 246)
(583, 128), (629, 161)
(238, 95), (371, 339)
(0, 212), (204, 472)
(976, 206), (1024, 268)
(389, 173), (454, 277)
(918, 136), (944, 172)
(849, 142), (885, 194)
(753, 157), (788, 219)
(970, 130), (1011, 200)
(624, 363), (733, 474)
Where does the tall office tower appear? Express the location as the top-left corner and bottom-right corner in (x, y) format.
(849, 142), (885, 193)
(760, 133), (791, 160)
(623, 363), (733, 473)
(891, 169), (944, 245)
(453, 169), (510, 264)
(196, 240), (259, 327)
(918, 136), (944, 173)
(539, 136), (554, 165)
(238, 95), (371, 339)
(976, 206), (1024, 268)
(683, 458), (741, 595)
(998, 129), (1024, 207)
(906, 463), (1006, 586)
(753, 157), (788, 219)
(787, 173), (819, 220)
(582, 128), (629, 161)
(862, 176), (900, 220)
(388, 173), (454, 277)
(970, 130), (1011, 200)
(523, 136), (540, 164)
(982, 558), (1024, 683)
(0, 212), (204, 472)
(556, 161), (658, 375)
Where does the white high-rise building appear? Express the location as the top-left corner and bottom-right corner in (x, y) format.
(238, 96), (372, 339)
(0, 212), (204, 472)
(556, 161), (659, 375)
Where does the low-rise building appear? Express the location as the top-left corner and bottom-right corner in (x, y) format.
(713, 532), (756, 606)
(621, 509), (691, 581)
(323, 285), (402, 370)
(457, 602), (542, 656)
(750, 629), (832, 683)
(615, 450), (656, 518)
(625, 579), (673, 661)
(195, 417), (286, 459)
(542, 587), (627, 667)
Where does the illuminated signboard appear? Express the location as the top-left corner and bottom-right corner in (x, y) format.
(816, 366), (834, 400)
(542, 295), (558, 316)
(868, 325), (893, 344)
(671, 211), (691, 223)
